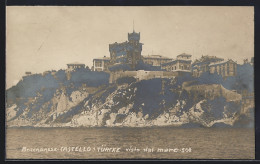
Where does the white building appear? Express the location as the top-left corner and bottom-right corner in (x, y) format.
(93, 56), (110, 71)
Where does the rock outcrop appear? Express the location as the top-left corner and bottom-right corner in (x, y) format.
(6, 69), (254, 128)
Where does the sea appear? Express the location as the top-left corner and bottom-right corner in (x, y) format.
(6, 127), (255, 159)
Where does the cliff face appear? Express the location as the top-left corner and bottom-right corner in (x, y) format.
(6, 69), (253, 128)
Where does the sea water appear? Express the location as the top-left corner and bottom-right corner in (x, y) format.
(6, 127), (254, 159)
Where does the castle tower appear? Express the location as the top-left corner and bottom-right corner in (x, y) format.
(127, 30), (142, 69)
(108, 25), (143, 70)
(128, 31), (140, 44)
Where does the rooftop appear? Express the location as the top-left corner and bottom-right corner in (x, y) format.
(192, 55), (224, 65)
(93, 56), (110, 61)
(67, 62), (85, 65)
(177, 53), (192, 57)
(143, 55), (172, 59)
(209, 59), (236, 66)
(162, 59), (192, 66)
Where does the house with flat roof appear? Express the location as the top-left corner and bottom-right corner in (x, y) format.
(142, 55), (173, 66)
(209, 59), (237, 77)
(161, 53), (192, 73)
(67, 62), (85, 71)
(192, 55), (224, 77)
(93, 56), (110, 71)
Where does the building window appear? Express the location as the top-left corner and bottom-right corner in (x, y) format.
(222, 65), (225, 76)
(227, 63), (229, 75)
(95, 62), (102, 67)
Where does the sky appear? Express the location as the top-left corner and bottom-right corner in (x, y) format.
(6, 6), (254, 89)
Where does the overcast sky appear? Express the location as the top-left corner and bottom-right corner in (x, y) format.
(6, 6), (254, 89)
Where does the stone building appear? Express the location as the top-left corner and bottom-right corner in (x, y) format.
(192, 55), (224, 77)
(177, 53), (192, 60)
(25, 72), (32, 76)
(241, 90), (254, 116)
(161, 53), (192, 73)
(109, 30), (143, 69)
(251, 57), (254, 65)
(209, 59), (237, 77)
(67, 62), (85, 70)
(93, 56), (110, 71)
(243, 57), (254, 66)
(142, 55), (173, 66)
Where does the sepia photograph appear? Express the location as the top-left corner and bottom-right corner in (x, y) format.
(5, 6), (254, 159)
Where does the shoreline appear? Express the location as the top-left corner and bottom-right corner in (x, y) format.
(5, 125), (254, 129)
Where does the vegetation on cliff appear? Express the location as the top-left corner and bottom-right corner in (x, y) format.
(6, 64), (253, 128)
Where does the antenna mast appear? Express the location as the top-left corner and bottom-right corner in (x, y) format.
(133, 20), (135, 32)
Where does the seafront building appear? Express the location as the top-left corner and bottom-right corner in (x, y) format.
(192, 55), (224, 77)
(93, 56), (110, 71)
(25, 72), (32, 76)
(108, 30), (143, 69)
(191, 55), (237, 78)
(243, 57), (254, 66)
(161, 53), (192, 73)
(67, 62), (85, 71)
(89, 29), (242, 81)
(209, 59), (237, 78)
(142, 55), (173, 66)
(92, 30), (192, 75)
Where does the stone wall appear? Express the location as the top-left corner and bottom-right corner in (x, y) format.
(109, 70), (178, 83)
(183, 83), (242, 102)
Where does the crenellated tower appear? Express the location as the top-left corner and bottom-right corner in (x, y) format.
(109, 29), (143, 69)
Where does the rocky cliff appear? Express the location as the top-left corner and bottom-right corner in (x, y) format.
(6, 68), (254, 128)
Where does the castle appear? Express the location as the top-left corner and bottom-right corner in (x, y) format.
(109, 30), (143, 69)
(23, 28), (243, 83)
(92, 30), (144, 71)
(92, 30), (193, 73)
(90, 29), (243, 83)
